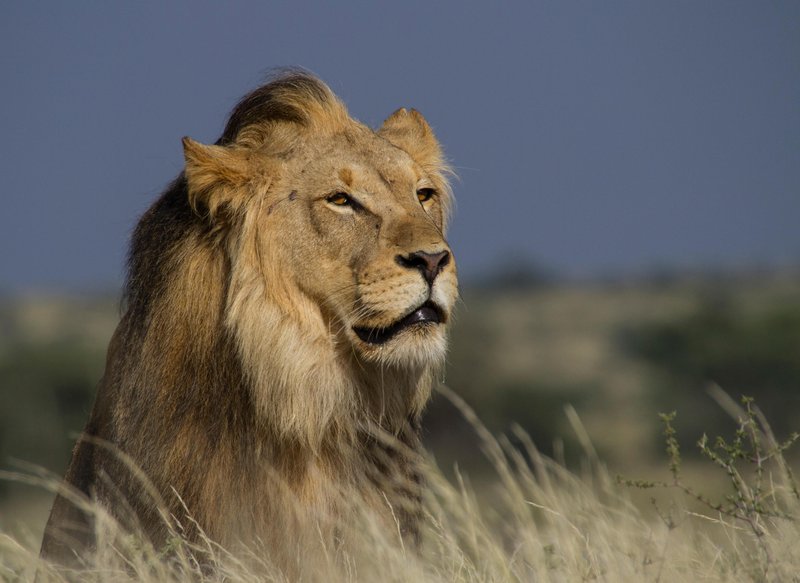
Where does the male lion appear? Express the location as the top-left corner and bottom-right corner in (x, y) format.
(40, 71), (458, 566)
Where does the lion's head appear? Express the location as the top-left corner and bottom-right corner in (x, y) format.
(132, 72), (458, 447)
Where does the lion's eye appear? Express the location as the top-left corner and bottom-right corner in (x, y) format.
(417, 188), (435, 204)
(327, 192), (352, 206)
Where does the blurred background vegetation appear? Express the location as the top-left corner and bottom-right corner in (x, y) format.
(2, 267), (800, 538)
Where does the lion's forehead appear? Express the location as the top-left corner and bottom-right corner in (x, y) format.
(346, 159), (419, 192)
(309, 131), (418, 179)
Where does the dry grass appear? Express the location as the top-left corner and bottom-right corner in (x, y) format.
(2, 391), (799, 582)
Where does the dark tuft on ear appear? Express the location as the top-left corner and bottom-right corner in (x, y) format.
(217, 69), (347, 146)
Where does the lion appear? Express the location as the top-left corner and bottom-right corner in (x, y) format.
(40, 71), (458, 567)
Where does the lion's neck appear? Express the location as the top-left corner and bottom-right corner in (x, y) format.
(349, 361), (434, 432)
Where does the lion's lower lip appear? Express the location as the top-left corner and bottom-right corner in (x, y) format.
(354, 301), (443, 345)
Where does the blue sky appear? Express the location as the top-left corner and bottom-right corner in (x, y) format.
(2, 1), (799, 290)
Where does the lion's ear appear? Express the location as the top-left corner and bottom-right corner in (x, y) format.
(378, 108), (445, 169)
(182, 137), (252, 220)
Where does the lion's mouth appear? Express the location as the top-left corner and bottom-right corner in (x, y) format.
(353, 301), (444, 345)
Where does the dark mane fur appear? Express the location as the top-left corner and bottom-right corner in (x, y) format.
(218, 69), (338, 144)
(124, 176), (193, 323)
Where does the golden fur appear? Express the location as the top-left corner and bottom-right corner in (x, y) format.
(40, 71), (458, 565)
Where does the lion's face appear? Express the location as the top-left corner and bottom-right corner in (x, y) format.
(277, 124), (457, 368)
(183, 94), (456, 382)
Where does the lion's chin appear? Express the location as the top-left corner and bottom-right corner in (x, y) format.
(349, 300), (448, 367)
(350, 322), (448, 368)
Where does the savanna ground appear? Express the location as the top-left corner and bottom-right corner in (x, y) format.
(2, 268), (800, 581)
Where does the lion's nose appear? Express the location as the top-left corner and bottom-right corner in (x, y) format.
(396, 250), (451, 285)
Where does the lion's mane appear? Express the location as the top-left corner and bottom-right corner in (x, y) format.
(41, 71), (455, 565)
